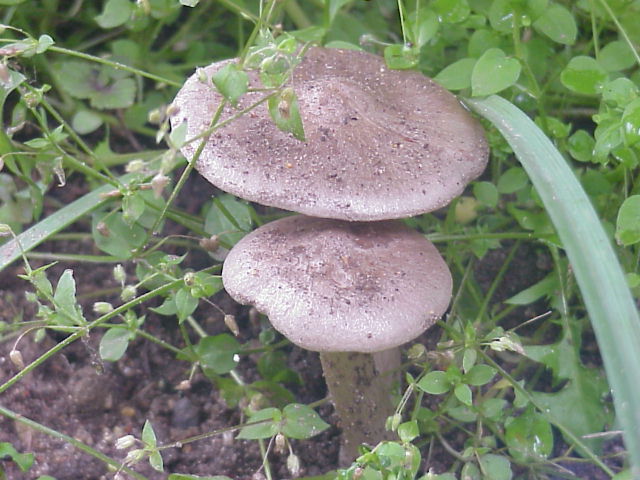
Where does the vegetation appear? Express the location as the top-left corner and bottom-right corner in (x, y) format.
(1, 0), (640, 479)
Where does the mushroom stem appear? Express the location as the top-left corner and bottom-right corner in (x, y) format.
(319, 349), (399, 466)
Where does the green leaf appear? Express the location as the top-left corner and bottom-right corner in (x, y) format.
(122, 192), (146, 226)
(525, 324), (610, 453)
(473, 181), (499, 208)
(464, 364), (496, 386)
(95, 0), (133, 28)
(90, 77), (136, 109)
(267, 88), (305, 141)
(175, 287), (198, 322)
(204, 194), (253, 250)
(602, 78), (638, 108)
(383, 43), (418, 70)
(72, 110), (103, 135)
(0, 442), (34, 472)
(616, 195), (640, 246)
(409, 8), (439, 48)
(99, 327), (131, 361)
(417, 371), (451, 394)
(497, 167), (528, 194)
(471, 48), (521, 96)
(149, 450), (164, 472)
(54, 269), (85, 325)
(237, 408), (281, 440)
(195, 334), (240, 375)
(505, 273), (558, 305)
(142, 420), (157, 447)
(560, 56), (608, 95)
(36, 34), (55, 54)
(150, 296), (178, 316)
(466, 95), (640, 471)
(454, 383), (473, 406)
(434, 58), (475, 90)
(431, 0), (470, 23)
(505, 407), (553, 462)
(568, 129), (596, 162)
(397, 420), (419, 443)
(598, 41), (636, 72)
(92, 210), (147, 259)
(281, 404), (330, 439)
(623, 98), (640, 147)
(211, 63), (249, 107)
(532, 3), (577, 45)
(478, 454), (512, 480)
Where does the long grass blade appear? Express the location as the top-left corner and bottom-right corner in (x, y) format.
(465, 94), (640, 475)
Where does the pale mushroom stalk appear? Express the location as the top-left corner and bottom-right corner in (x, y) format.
(221, 215), (452, 465)
(319, 350), (398, 465)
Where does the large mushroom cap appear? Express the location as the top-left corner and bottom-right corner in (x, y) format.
(171, 47), (489, 221)
(222, 215), (452, 352)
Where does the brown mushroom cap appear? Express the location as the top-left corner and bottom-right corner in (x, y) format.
(171, 47), (489, 221)
(222, 215), (452, 352)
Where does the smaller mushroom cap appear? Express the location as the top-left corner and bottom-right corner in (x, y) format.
(171, 47), (489, 221)
(222, 215), (452, 352)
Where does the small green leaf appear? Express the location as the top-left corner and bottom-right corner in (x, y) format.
(497, 167), (528, 194)
(560, 56), (608, 95)
(384, 43), (418, 70)
(175, 287), (198, 322)
(464, 364), (496, 386)
(92, 210), (147, 259)
(0, 442), (34, 472)
(532, 3), (577, 45)
(54, 269), (85, 324)
(72, 110), (103, 135)
(616, 195), (640, 246)
(454, 383), (473, 406)
(409, 8), (439, 48)
(505, 407), (553, 462)
(99, 327), (131, 361)
(149, 450), (164, 472)
(598, 41), (636, 72)
(568, 130), (595, 162)
(622, 98), (640, 147)
(281, 404), (330, 439)
(432, 0), (470, 23)
(90, 77), (136, 109)
(95, 0), (133, 28)
(473, 181), (499, 208)
(471, 48), (521, 96)
(462, 348), (477, 373)
(478, 454), (513, 480)
(204, 194), (253, 250)
(417, 371), (451, 394)
(602, 78), (638, 108)
(36, 34), (55, 54)
(122, 192), (146, 226)
(267, 88), (305, 141)
(195, 334), (240, 375)
(211, 63), (249, 107)
(397, 420), (419, 443)
(434, 58), (475, 90)
(150, 296), (178, 316)
(142, 420), (157, 447)
(237, 408), (281, 440)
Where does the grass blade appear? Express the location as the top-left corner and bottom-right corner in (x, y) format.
(0, 175), (134, 272)
(465, 94), (640, 475)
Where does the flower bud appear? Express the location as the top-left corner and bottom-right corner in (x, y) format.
(287, 453), (300, 477)
(199, 235), (220, 252)
(274, 433), (286, 454)
(125, 159), (145, 173)
(115, 434), (136, 450)
(121, 285), (137, 302)
(93, 302), (114, 315)
(9, 349), (24, 369)
(224, 314), (239, 336)
(124, 448), (145, 466)
(113, 265), (126, 284)
(151, 173), (169, 198)
(183, 271), (196, 286)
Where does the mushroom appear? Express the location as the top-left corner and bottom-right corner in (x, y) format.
(170, 47), (489, 221)
(221, 215), (452, 464)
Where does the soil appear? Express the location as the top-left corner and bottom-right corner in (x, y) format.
(0, 175), (621, 480)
